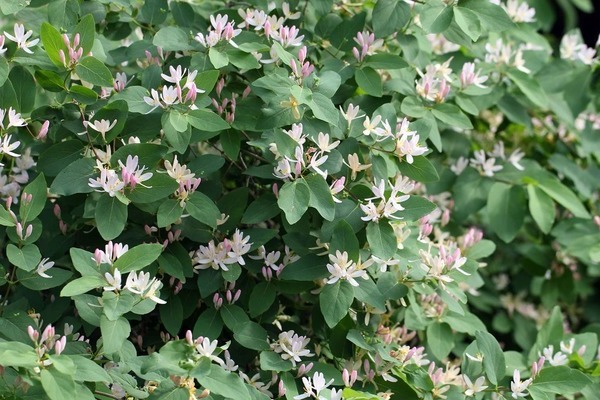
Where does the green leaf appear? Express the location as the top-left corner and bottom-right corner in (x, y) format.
(355, 67), (383, 97)
(460, 0), (515, 32)
(234, 321), (270, 351)
(160, 296), (183, 336)
(34, 69), (67, 92)
(139, 0), (168, 25)
(60, 276), (106, 297)
(193, 308), (223, 340)
(366, 221), (396, 260)
(69, 84), (98, 104)
(127, 173), (178, 203)
(186, 191), (221, 228)
(95, 194), (128, 241)
(307, 92), (340, 125)
(249, 282), (277, 317)
(260, 351), (293, 372)
(487, 183), (526, 243)
(304, 174), (335, 221)
(0, 57), (9, 86)
(75, 56), (114, 87)
(38, 140), (85, 177)
(363, 53), (409, 70)
(330, 220), (360, 261)
(9, 66), (36, 113)
(536, 176), (590, 219)
(432, 103), (473, 129)
(377, 272), (408, 300)
(278, 254), (328, 281)
(19, 173), (47, 222)
(193, 364), (251, 400)
(420, 1), (454, 33)
(187, 109), (230, 132)
(0, 206), (15, 227)
(0, 342), (37, 367)
(372, 0), (410, 37)
(74, 14), (96, 54)
(100, 315), (130, 354)
(530, 366), (591, 394)
(220, 304), (250, 331)
(69, 355), (111, 383)
(48, 158), (94, 197)
(475, 331), (506, 386)
(278, 180), (310, 224)
(103, 291), (136, 321)
(41, 22), (69, 67)
(454, 7), (481, 41)
(153, 27), (193, 51)
(320, 280), (355, 328)
(397, 156), (439, 183)
(242, 193), (280, 224)
(400, 196), (437, 221)
(41, 368), (76, 400)
(158, 198), (184, 228)
(507, 69), (549, 109)
(163, 114), (191, 153)
(113, 243), (163, 273)
(427, 322), (454, 360)
(48, 0), (80, 29)
(7, 244), (41, 272)
(527, 185), (555, 234)
(209, 47), (229, 68)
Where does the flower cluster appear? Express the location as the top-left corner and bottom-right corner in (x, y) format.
(103, 269), (166, 304)
(89, 155), (153, 196)
(144, 66), (205, 111)
(191, 229), (252, 271)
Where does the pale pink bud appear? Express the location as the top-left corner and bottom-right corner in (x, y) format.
(186, 330), (194, 346)
(6, 196), (12, 209)
(226, 290), (233, 303)
(54, 336), (66, 355)
(216, 78), (225, 98)
(27, 326), (39, 343)
(242, 86), (251, 98)
(233, 289), (241, 302)
(41, 325), (55, 344)
(264, 20), (272, 39)
(37, 120), (50, 140)
(278, 380), (286, 397)
(59, 220), (68, 235)
(73, 33), (80, 48)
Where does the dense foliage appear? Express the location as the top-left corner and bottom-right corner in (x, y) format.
(1, 0), (599, 399)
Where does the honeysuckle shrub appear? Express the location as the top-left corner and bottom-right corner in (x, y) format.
(1, 0), (600, 399)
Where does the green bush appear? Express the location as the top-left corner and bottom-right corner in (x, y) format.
(0, 1), (599, 399)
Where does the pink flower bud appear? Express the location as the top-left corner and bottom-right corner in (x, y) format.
(242, 86), (251, 98)
(278, 380), (286, 397)
(186, 330), (194, 346)
(54, 336), (66, 355)
(27, 326), (39, 343)
(37, 120), (50, 140)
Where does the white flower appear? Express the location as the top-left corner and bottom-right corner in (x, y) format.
(195, 338), (225, 366)
(508, 148), (525, 170)
(161, 65), (186, 84)
(193, 240), (230, 271)
(88, 163), (126, 197)
(560, 338), (576, 354)
(4, 24), (39, 54)
(5, 108), (27, 130)
(363, 115), (382, 136)
(510, 369), (532, 399)
(541, 345), (568, 366)
(504, 0), (536, 23)
(326, 251), (369, 287)
(470, 150), (503, 177)
(0, 135), (21, 158)
(164, 156), (195, 183)
(160, 85), (180, 105)
(282, 2), (301, 19)
(226, 229), (252, 266)
(294, 372), (334, 400)
(119, 155), (153, 189)
(271, 330), (314, 366)
(463, 375), (488, 397)
(36, 258), (55, 279)
(104, 269), (122, 291)
(94, 241), (129, 265)
(340, 104), (363, 123)
(124, 271), (151, 295)
(85, 119), (117, 141)
(343, 153), (371, 180)
(309, 152), (328, 179)
(143, 88), (162, 109)
(315, 132), (340, 153)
